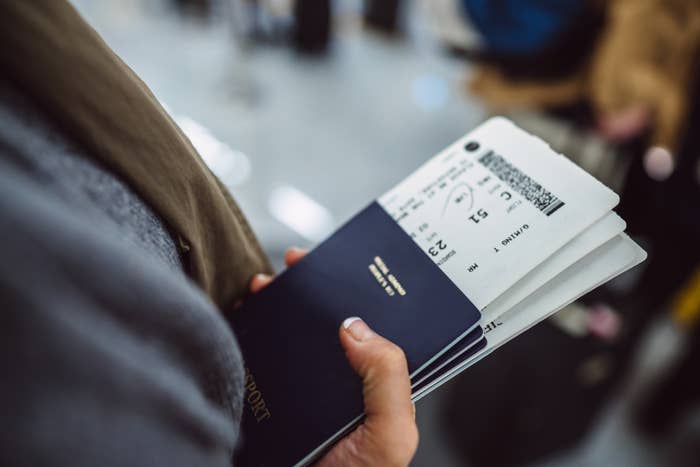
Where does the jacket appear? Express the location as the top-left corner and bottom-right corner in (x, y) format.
(0, 1), (273, 311)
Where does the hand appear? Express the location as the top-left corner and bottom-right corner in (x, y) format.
(250, 248), (419, 467)
(597, 104), (651, 142)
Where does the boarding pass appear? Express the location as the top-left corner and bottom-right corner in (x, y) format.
(378, 117), (619, 310)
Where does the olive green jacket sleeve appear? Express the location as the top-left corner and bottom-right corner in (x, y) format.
(0, 1), (273, 310)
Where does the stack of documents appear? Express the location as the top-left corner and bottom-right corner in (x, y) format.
(231, 118), (647, 466)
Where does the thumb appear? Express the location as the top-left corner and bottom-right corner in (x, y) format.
(339, 318), (418, 453)
(318, 318), (418, 466)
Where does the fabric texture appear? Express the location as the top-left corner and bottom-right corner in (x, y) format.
(0, 120), (246, 467)
(0, 1), (278, 465)
(0, 81), (183, 273)
(461, 0), (587, 54)
(0, 1), (273, 310)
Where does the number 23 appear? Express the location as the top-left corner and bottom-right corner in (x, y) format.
(429, 240), (447, 257)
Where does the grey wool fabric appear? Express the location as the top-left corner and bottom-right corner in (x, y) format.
(0, 83), (184, 273)
(0, 83), (246, 467)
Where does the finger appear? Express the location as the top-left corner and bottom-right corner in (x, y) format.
(339, 317), (417, 432)
(284, 247), (307, 267)
(249, 273), (273, 293)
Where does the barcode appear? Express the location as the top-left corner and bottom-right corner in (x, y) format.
(478, 150), (565, 216)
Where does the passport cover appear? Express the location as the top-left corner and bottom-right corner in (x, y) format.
(231, 201), (481, 466)
(411, 327), (485, 387)
(413, 336), (488, 393)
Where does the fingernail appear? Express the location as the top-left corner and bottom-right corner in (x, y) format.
(342, 317), (374, 341)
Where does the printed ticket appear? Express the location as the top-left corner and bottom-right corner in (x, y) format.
(412, 234), (647, 401)
(379, 117), (619, 310)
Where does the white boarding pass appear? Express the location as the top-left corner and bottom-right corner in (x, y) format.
(379, 117), (619, 310)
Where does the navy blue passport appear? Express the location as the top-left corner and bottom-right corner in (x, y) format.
(231, 202), (481, 466)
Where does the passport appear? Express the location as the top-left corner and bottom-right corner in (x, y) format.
(229, 118), (646, 466)
(232, 201), (482, 467)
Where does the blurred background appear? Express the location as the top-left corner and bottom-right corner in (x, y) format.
(70, 0), (700, 465)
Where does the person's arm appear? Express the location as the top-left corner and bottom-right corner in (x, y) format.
(0, 160), (244, 467)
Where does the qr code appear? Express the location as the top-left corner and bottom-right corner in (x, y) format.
(478, 151), (564, 216)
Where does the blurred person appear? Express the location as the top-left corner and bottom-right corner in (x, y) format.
(459, 0), (700, 312)
(466, 0), (700, 175)
(460, 0), (603, 79)
(364, 0), (404, 35)
(293, 0), (331, 53)
(626, 60), (700, 449)
(0, 2), (417, 467)
(456, 0), (700, 344)
(434, 1), (700, 466)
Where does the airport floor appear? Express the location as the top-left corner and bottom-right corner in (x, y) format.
(71, 2), (696, 465)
